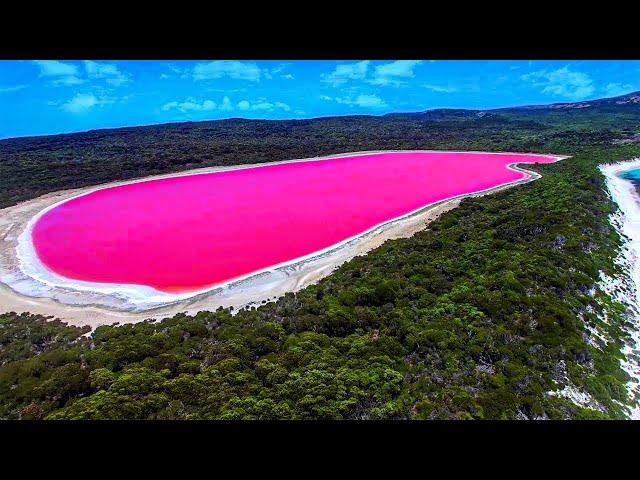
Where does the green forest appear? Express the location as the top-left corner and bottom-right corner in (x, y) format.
(2, 92), (640, 419)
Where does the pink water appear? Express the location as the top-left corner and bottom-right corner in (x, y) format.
(31, 151), (558, 293)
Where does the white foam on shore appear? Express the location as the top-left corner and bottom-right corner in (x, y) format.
(11, 150), (564, 312)
(599, 158), (640, 419)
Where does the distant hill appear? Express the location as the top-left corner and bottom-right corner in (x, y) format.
(507, 91), (640, 110)
(3, 91), (640, 146)
(384, 91), (640, 124)
(1, 91), (640, 208)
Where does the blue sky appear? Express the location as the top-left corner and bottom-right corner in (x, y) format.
(1, 60), (639, 139)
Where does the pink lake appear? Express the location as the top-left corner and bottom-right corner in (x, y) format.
(31, 151), (558, 294)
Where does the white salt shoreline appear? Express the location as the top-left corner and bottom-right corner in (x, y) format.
(0, 149), (564, 328)
(599, 158), (640, 419)
(12, 150), (563, 310)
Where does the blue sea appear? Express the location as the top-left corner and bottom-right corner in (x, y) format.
(619, 167), (640, 191)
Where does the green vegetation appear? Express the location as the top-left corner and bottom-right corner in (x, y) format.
(1, 92), (640, 419)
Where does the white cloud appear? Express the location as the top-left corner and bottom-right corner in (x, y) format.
(161, 95), (253, 114)
(322, 61), (370, 86)
(33, 60), (85, 87)
(32, 60), (78, 77)
(193, 61), (262, 81)
(236, 99), (291, 112)
(59, 92), (126, 114)
(521, 66), (595, 100)
(351, 94), (387, 108)
(205, 87), (248, 94)
(52, 76), (85, 87)
(0, 84), (28, 93)
(322, 93), (387, 109)
(32, 60), (131, 88)
(161, 98), (218, 113)
(604, 82), (634, 97)
(423, 83), (456, 93)
(61, 93), (99, 113)
(322, 60), (423, 87)
(270, 64), (288, 74)
(161, 101), (179, 110)
(167, 64), (184, 74)
(269, 63), (295, 80)
(219, 96), (233, 111)
(160, 64), (188, 79)
(250, 101), (274, 111)
(84, 61), (130, 86)
(370, 60), (423, 86)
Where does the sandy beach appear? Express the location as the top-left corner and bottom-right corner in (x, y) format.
(599, 158), (640, 419)
(0, 150), (564, 329)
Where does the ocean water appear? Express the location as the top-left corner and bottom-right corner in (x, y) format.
(619, 167), (640, 188)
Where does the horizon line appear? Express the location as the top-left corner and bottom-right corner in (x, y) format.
(1, 89), (636, 142)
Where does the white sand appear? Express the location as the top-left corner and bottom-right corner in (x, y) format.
(0, 149), (564, 329)
(599, 158), (640, 419)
